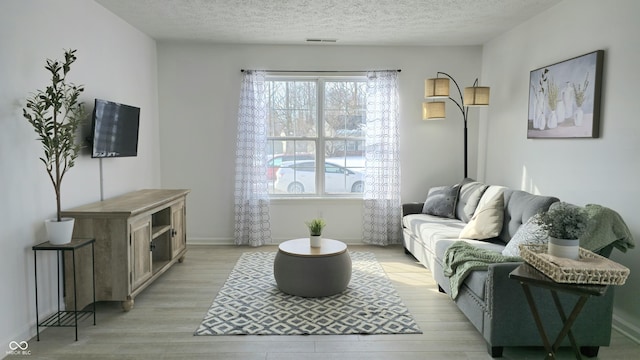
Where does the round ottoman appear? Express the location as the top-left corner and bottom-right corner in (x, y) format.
(274, 238), (352, 297)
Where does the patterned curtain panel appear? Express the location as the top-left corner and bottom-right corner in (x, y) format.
(234, 71), (271, 246)
(363, 71), (402, 246)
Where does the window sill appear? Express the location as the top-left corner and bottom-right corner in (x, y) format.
(269, 197), (363, 204)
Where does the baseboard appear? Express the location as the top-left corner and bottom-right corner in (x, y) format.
(187, 237), (369, 246)
(613, 313), (640, 344)
(187, 237), (235, 245)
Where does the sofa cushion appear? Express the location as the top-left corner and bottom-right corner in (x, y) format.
(459, 192), (504, 240)
(402, 213), (462, 229)
(422, 184), (461, 218)
(456, 179), (489, 222)
(403, 214), (465, 249)
(498, 190), (559, 244)
(502, 213), (549, 257)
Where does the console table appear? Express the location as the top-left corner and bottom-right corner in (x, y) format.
(33, 238), (96, 341)
(61, 189), (190, 311)
(509, 263), (608, 359)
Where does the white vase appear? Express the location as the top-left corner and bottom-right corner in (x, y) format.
(575, 106), (584, 126)
(556, 101), (565, 124)
(310, 235), (322, 248)
(548, 237), (580, 260)
(534, 94), (546, 130)
(562, 82), (575, 120)
(547, 110), (558, 129)
(45, 218), (75, 245)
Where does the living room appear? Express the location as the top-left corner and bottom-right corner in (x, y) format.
(2, 0), (639, 358)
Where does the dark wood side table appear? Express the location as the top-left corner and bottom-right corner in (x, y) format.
(32, 238), (96, 341)
(509, 263), (607, 360)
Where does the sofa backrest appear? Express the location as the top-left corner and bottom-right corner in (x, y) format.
(498, 189), (559, 244)
(454, 181), (560, 244)
(455, 180), (490, 222)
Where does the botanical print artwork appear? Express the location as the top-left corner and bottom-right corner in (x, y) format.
(528, 50), (603, 138)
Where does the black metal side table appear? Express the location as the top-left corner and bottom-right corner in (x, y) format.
(33, 238), (96, 341)
(509, 263), (608, 360)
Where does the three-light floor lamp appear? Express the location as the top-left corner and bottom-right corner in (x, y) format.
(422, 72), (490, 178)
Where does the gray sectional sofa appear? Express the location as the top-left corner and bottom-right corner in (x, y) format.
(402, 180), (618, 358)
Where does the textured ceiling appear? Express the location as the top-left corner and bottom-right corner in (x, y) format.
(95, 0), (561, 46)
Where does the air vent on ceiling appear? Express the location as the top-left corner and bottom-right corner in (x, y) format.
(306, 38), (338, 43)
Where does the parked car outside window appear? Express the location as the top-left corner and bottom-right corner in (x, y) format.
(266, 154), (314, 181)
(274, 160), (364, 194)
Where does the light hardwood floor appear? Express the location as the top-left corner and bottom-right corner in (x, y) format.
(15, 245), (639, 359)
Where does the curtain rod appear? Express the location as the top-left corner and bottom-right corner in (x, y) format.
(240, 69), (401, 73)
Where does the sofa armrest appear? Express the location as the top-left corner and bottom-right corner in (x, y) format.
(484, 261), (614, 348)
(402, 202), (424, 217)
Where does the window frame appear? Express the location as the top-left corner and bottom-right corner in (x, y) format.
(266, 74), (367, 198)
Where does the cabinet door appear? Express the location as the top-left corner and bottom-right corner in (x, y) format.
(171, 200), (186, 258)
(130, 217), (153, 290)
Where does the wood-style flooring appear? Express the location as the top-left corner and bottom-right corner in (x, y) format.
(16, 245), (639, 359)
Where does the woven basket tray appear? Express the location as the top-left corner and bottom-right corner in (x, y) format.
(520, 244), (630, 285)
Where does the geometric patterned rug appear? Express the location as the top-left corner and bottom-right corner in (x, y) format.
(194, 251), (422, 336)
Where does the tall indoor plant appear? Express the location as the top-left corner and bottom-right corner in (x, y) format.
(23, 49), (86, 244)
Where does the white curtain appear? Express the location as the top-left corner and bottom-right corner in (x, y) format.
(363, 71), (402, 246)
(233, 71), (271, 246)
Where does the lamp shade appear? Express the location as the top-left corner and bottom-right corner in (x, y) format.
(425, 78), (450, 98)
(463, 86), (490, 106)
(422, 101), (446, 120)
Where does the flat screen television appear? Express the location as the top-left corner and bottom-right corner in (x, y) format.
(90, 99), (140, 158)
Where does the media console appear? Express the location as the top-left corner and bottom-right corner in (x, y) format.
(61, 189), (190, 311)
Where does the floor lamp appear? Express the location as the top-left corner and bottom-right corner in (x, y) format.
(422, 72), (490, 178)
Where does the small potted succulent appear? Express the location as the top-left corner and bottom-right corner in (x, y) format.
(23, 49), (86, 244)
(305, 218), (326, 248)
(534, 203), (589, 259)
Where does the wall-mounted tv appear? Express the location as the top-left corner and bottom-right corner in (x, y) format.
(90, 99), (140, 158)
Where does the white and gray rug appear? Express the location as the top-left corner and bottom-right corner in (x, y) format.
(195, 251), (422, 336)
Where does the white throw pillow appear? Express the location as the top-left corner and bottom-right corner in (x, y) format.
(502, 213), (549, 257)
(459, 192), (504, 240)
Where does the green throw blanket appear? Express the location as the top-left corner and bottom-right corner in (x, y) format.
(582, 204), (635, 252)
(443, 241), (520, 299)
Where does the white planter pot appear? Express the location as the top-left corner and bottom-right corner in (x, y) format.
(548, 237), (579, 260)
(310, 235), (322, 248)
(45, 218), (75, 245)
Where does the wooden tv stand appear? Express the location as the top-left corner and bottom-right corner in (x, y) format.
(61, 189), (190, 311)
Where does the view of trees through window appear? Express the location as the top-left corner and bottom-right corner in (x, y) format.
(265, 77), (366, 196)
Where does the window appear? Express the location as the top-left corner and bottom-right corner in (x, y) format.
(266, 76), (367, 196)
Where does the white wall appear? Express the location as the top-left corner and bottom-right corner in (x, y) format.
(0, 0), (160, 349)
(157, 43), (482, 243)
(480, 0), (640, 341)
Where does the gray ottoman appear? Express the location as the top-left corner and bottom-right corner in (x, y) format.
(274, 238), (352, 297)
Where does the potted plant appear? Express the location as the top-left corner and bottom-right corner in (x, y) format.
(305, 218), (326, 248)
(546, 77), (559, 128)
(534, 203), (588, 260)
(572, 73), (589, 126)
(23, 49), (86, 244)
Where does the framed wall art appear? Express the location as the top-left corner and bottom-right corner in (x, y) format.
(528, 50), (603, 138)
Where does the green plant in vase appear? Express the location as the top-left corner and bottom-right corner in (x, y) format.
(572, 73), (589, 126)
(305, 218), (326, 247)
(545, 77), (559, 128)
(306, 218), (326, 236)
(534, 203), (588, 259)
(23, 49), (86, 244)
